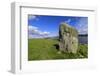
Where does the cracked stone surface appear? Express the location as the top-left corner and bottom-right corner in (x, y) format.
(59, 22), (78, 53)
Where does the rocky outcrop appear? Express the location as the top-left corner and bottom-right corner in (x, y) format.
(59, 22), (78, 53)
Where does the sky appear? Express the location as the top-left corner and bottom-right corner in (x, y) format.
(28, 15), (88, 38)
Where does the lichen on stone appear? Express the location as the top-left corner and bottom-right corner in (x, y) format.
(59, 22), (78, 53)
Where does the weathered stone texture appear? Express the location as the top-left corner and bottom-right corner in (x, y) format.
(59, 22), (78, 53)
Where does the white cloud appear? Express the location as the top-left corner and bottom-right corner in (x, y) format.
(28, 15), (39, 21)
(28, 25), (50, 38)
(67, 19), (71, 23)
(65, 19), (71, 24)
(28, 25), (38, 30)
(64, 17), (88, 34)
(28, 15), (37, 20)
(40, 32), (50, 35)
(75, 18), (88, 34)
(78, 27), (87, 34)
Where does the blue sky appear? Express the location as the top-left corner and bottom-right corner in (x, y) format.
(28, 15), (88, 38)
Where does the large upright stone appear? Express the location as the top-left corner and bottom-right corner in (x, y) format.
(59, 22), (78, 53)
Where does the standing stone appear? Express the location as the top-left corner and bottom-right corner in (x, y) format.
(59, 22), (78, 53)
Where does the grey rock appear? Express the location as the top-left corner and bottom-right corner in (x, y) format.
(59, 22), (78, 53)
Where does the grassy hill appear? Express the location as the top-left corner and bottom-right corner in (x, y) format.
(28, 39), (88, 61)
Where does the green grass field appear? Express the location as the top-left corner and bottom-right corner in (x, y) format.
(28, 39), (88, 61)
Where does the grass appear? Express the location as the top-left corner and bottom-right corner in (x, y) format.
(28, 39), (88, 61)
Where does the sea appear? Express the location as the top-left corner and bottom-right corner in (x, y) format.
(78, 35), (88, 44)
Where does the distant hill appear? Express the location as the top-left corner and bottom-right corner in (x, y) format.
(45, 34), (88, 39)
(45, 34), (88, 44)
(44, 36), (59, 39)
(78, 34), (88, 44)
(78, 34), (88, 37)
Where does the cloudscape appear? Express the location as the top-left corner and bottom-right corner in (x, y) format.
(28, 15), (88, 38)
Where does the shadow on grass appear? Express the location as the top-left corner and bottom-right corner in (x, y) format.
(54, 44), (59, 50)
